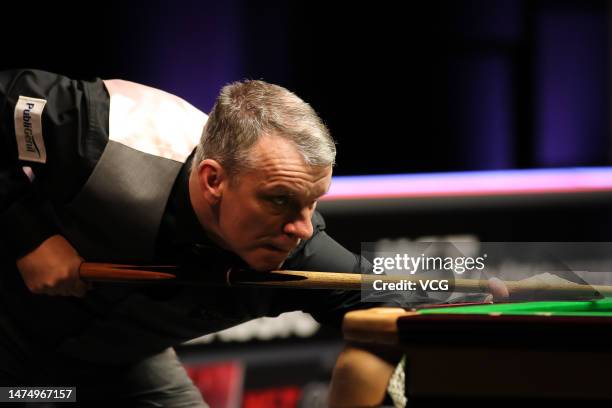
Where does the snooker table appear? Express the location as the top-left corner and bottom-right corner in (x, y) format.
(330, 300), (612, 406)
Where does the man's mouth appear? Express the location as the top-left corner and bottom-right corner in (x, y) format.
(264, 244), (293, 253)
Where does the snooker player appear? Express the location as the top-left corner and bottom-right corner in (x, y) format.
(0, 69), (443, 406)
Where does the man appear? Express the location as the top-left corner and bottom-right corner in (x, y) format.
(0, 69), (434, 406)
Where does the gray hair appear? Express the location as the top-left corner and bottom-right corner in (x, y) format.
(191, 80), (336, 177)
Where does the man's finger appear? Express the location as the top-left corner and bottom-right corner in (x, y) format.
(70, 279), (89, 298)
(45, 287), (62, 296)
(487, 277), (510, 299)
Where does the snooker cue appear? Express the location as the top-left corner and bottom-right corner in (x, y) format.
(79, 262), (612, 298)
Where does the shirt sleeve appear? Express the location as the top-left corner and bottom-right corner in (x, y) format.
(0, 69), (108, 260)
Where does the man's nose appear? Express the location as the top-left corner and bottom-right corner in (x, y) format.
(283, 209), (314, 240)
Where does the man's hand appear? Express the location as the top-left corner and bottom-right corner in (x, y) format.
(485, 273), (583, 301)
(486, 277), (510, 300)
(16, 234), (89, 297)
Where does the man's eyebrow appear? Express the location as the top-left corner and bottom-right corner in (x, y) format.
(264, 185), (298, 195)
(264, 185), (325, 202)
(265, 178), (330, 195)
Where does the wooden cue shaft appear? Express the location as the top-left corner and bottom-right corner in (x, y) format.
(79, 262), (612, 297)
(229, 269), (612, 297)
(79, 263), (178, 281)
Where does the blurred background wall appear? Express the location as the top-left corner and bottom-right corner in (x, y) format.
(2, 0), (609, 175)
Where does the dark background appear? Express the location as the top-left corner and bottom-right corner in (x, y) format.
(1, 0), (609, 176)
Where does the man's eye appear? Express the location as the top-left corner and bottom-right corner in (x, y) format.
(270, 196), (289, 206)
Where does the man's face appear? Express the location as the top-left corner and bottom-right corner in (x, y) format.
(215, 135), (332, 271)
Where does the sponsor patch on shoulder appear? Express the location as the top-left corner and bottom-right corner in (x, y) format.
(14, 95), (47, 163)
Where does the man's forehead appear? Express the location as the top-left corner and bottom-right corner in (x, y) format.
(246, 163), (331, 198)
(240, 134), (332, 195)
(256, 165), (332, 190)
(264, 171), (331, 193)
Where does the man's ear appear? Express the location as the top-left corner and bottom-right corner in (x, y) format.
(196, 159), (227, 204)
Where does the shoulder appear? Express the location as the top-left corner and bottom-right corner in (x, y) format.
(312, 209), (326, 231)
(103, 79), (208, 163)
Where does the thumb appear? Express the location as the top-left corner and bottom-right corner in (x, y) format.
(487, 277), (510, 300)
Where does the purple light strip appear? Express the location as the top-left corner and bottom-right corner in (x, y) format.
(323, 168), (612, 201)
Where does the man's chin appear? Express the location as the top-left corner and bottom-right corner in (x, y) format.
(244, 256), (286, 272)
(249, 261), (285, 272)
(239, 247), (291, 271)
